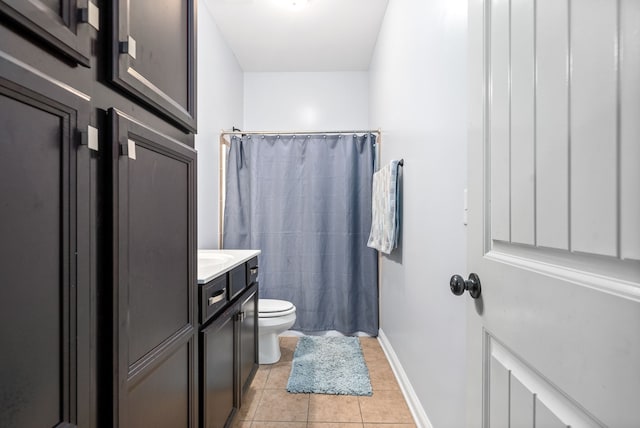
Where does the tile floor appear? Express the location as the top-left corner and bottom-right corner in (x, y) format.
(232, 336), (416, 428)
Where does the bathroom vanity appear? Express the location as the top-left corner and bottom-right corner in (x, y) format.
(198, 250), (260, 428)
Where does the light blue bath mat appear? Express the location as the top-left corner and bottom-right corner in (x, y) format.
(287, 336), (373, 396)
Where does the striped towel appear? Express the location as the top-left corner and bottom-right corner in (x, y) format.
(367, 160), (401, 254)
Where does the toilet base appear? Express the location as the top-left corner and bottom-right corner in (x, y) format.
(258, 332), (282, 364)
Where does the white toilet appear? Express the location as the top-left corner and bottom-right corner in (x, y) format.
(258, 299), (296, 364)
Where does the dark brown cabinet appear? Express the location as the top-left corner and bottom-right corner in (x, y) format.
(108, 109), (197, 428)
(237, 277), (258, 404)
(1, 0), (198, 426)
(199, 261), (259, 428)
(110, 0), (197, 131)
(0, 0), (93, 66)
(200, 305), (236, 428)
(0, 50), (92, 428)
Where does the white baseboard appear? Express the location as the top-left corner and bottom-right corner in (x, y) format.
(377, 328), (434, 428)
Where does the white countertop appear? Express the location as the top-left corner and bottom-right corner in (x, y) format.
(197, 249), (261, 284)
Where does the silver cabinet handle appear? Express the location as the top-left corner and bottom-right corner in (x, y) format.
(208, 289), (226, 306)
(250, 267), (258, 275)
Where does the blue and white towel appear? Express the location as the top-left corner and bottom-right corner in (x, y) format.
(367, 160), (401, 254)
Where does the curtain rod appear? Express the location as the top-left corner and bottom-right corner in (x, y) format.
(220, 129), (381, 137)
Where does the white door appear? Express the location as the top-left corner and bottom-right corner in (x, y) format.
(466, 0), (640, 427)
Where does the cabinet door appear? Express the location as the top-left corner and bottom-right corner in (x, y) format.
(110, 0), (196, 132)
(109, 108), (197, 428)
(237, 285), (258, 405)
(0, 52), (91, 427)
(0, 0), (93, 66)
(201, 307), (236, 428)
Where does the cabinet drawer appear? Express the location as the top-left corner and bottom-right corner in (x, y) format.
(200, 275), (228, 324)
(228, 265), (246, 301)
(246, 257), (259, 285)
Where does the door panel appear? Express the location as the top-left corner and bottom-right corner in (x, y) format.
(201, 308), (235, 428)
(238, 286), (258, 402)
(467, 0), (640, 426)
(509, 0), (534, 246)
(110, 108), (197, 428)
(488, 0), (510, 242)
(487, 336), (601, 427)
(129, 0), (189, 109)
(488, 357), (509, 428)
(620, 0), (640, 261)
(128, 143), (190, 362)
(535, 0), (569, 251)
(0, 0), (92, 66)
(110, 0), (196, 132)
(570, 0), (618, 257)
(0, 88), (64, 428)
(536, 399), (567, 428)
(484, 0), (638, 261)
(509, 374), (533, 428)
(0, 52), (90, 427)
(128, 345), (191, 428)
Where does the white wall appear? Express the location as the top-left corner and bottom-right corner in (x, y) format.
(196, 0), (244, 249)
(244, 72), (369, 130)
(369, 1), (468, 427)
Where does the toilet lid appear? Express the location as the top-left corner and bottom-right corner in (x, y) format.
(259, 299), (295, 317)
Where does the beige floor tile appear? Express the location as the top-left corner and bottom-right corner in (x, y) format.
(252, 422), (307, 428)
(369, 371), (400, 391)
(264, 363), (293, 389)
(363, 424), (416, 428)
(276, 337), (298, 362)
(367, 360), (399, 391)
(366, 358), (393, 374)
(251, 366), (270, 389)
(360, 341), (388, 365)
(358, 390), (414, 424)
(363, 352), (388, 365)
(230, 420), (252, 428)
(271, 358), (293, 371)
(308, 423), (364, 428)
(308, 394), (363, 423)
(358, 337), (379, 348)
(367, 358), (391, 371)
(231, 335), (414, 427)
(236, 388), (264, 421)
(253, 389), (309, 422)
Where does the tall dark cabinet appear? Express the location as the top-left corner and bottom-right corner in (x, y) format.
(108, 109), (197, 428)
(0, 47), (92, 428)
(1, 0), (197, 427)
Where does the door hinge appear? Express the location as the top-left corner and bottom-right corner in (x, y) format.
(78, 2), (100, 31)
(77, 125), (99, 151)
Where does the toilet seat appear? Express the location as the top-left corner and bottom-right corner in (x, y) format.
(259, 299), (296, 318)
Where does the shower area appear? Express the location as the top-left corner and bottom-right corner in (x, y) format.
(220, 131), (380, 336)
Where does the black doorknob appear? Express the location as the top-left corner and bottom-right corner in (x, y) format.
(449, 273), (482, 299)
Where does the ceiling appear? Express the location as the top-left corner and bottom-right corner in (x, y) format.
(204, 0), (389, 72)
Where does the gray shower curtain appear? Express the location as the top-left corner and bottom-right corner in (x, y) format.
(223, 134), (378, 335)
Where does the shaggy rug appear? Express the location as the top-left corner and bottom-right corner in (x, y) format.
(286, 336), (373, 396)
